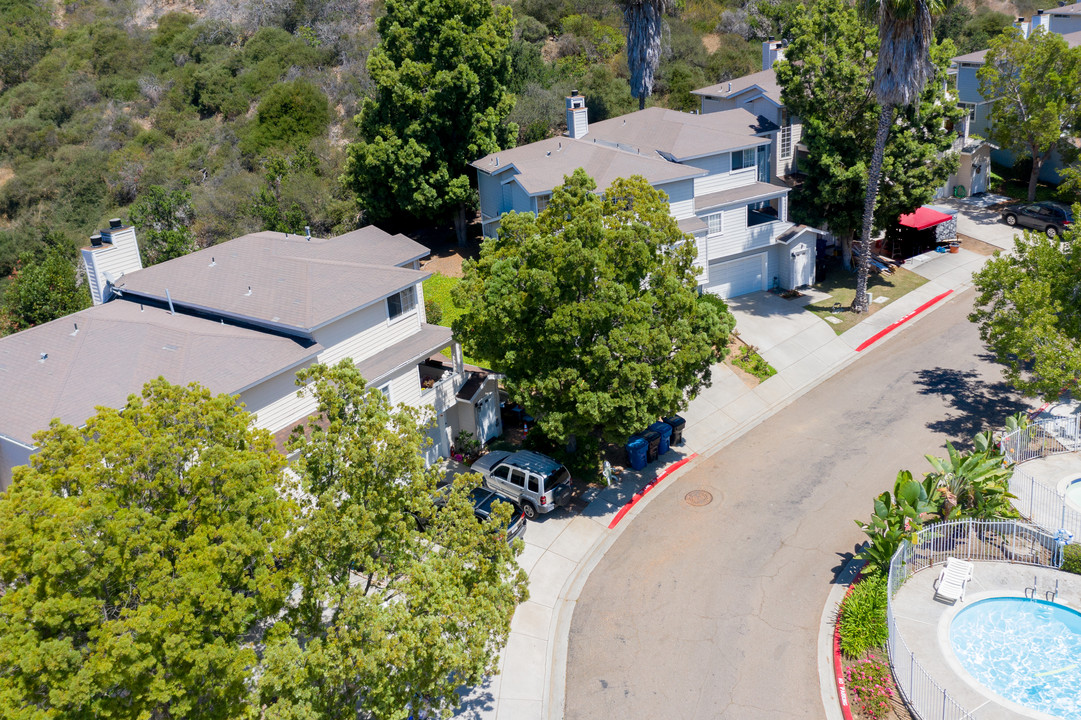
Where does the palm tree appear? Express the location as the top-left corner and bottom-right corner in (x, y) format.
(622, 0), (677, 110)
(852, 0), (944, 313)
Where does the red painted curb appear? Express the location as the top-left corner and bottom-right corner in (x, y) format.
(833, 581), (857, 720)
(606, 453), (698, 530)
(855, 290), (953, 352)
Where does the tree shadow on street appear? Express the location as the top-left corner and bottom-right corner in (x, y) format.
(912, 360), (1030, 444)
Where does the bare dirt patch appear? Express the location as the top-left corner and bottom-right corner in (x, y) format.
(701, 33), (721, 53)
(956, 233), (1003, 257)
(0, 167), (14, 189)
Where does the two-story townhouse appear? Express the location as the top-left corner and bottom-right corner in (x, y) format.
(0, 223), (500, 490)
(691, 39), (804, 183)
(947, 10), (1081, 192)
(472, 92), (820, 299)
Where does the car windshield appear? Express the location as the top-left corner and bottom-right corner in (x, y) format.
(546, 466), (570, 488)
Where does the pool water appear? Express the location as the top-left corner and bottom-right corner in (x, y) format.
(951, 597), (1081, 718)
(1066, 479), (1081, 511)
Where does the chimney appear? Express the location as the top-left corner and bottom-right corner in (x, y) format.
(82, 219), (144, 306)
(762, 38), (785, 71)
(1014, 16), (1031, 37)
(566, 91), (588, 139)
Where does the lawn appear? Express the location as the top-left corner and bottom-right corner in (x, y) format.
(804, 265), (929, 335)
(989, 162), (1079, 205)
(422, 272), (482, 366)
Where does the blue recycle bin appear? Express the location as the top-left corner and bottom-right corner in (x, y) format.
(649, 421), (673, 456)
(625, 436), (648, 471)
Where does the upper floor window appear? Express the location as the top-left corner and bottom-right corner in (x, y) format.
(387, 286), (417, 320)
(732, 147), (756, 171)
(707, 213), (723, 236)
(536, 193), (551, 213)
(779, 109), (793, 161)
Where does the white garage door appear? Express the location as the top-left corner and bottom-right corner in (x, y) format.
(707, 254), (765, 298)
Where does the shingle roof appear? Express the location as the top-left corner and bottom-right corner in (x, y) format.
(1051, 2), (1081, 14)
(473, 136), (706, 194)
(0, 301), (321, 446)
(354, 323), (454, 386)
(585, 107), (771, 161)
(115, 231), (429, 335)
(694, 181), (790, 212)
(692, 69), (783, 105)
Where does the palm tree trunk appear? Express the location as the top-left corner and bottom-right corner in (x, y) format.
(853, 104), (895, 314)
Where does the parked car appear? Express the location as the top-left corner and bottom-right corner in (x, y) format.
(1001, 201), (1073, 238)
(420, 482), (527, 543)
(470, 450), (572, 519)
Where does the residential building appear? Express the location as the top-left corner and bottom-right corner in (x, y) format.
(472, 81), (819, 300)
(946, 8), (1081, 193)
(691, 39), (804, 182)
(0, 223), (500, 491)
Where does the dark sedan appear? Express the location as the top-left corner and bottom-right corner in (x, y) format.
(419, 483), (527, 543)
(1001, 201), (1073, 238)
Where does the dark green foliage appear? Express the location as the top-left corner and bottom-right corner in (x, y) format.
(129, 185), (197, 265)
(344, 0), (517, 226)
(935, 4), (1013, 55)
(732, 344), (776, 381)
(0, 0), (53, 88)
(425, 297), (443, 324)
(1, 242), (90, 334)
(659, 62), (708, 112)
(1062, 544), (1081, 574)
(839, 575), (889, 659)
(454, 169), (733, 446)
(241, 80), (330, 155)
(580, 65), (636, 122)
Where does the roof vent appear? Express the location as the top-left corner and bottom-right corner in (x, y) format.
(39, 352), (47, 363)
(245, 286), (252, 296)
(305, 225), (311, 241)
(109, 218), (122, 229)
(90, 232), (103, 247)
(70, 323), (79, 336)
(209, 257), (216, 267)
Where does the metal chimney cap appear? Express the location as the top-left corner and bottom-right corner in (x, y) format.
(90, 232), (103, 247)
(109, 218), (122, 228)
(571, 89), (579, 96)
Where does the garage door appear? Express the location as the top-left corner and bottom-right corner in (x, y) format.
(707, 254), (765, 298)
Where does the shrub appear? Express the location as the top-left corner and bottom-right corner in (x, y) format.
(732, 344), (776, 381)
(844, 655), (895, 720)
(240, 80), (330, 154)
(839, 574), (888, 659)
(425, 298), (443, 325)
(1062, 544), (1081, 575)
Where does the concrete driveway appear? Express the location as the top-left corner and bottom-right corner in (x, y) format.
(938, 194), (1022, 250)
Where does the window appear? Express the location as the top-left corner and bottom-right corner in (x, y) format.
(527, 475), (539, 493)
(492, 465), (511, 482)
(779, 109), (793, 160)
(387, 286), (417, 319)
(707, 213), (723, 236)
(732, 147), (755, 170)
(536, 194), (551, 213)
(509, 468), (527, 489)
(378, 382), (392, 402)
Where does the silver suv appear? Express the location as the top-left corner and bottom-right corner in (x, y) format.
(471, 450), (572, 519)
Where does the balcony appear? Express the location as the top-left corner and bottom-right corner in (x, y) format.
(420, 359), (464, 414)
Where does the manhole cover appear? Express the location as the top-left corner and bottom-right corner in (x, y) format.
(684, 490), (713, 507)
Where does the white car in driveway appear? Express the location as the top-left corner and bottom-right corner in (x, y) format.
(470, 450), (572, 519)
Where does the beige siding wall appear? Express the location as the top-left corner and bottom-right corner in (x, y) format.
(243, 365), (318, 432)
(314, 294), (422, 368)
(658, 179), (695, 219)
(695, 165), (757, 198)
(705, 216), (793, 260)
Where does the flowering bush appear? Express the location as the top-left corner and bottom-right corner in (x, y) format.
(845, 655), (895, 720)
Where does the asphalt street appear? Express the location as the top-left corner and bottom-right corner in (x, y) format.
(563, 290), (1034, 720)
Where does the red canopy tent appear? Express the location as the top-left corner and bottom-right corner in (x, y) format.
(898, 206), (953, 231)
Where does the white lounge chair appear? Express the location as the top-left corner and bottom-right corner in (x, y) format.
(933, 557), (974, 603)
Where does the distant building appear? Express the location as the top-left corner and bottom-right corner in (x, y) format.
(0, 224), (500, 490)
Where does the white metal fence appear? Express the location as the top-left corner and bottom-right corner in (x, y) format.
(1000, 413), (1081, 538)
(886, 519), (1062, 720)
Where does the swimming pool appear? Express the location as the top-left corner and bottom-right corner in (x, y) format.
(950, 597), (1081, 718)
(1066, 479), (1081, 512)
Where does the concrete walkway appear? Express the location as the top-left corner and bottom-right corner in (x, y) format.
(452, 245), (995, 720)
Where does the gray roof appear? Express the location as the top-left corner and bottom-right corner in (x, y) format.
(954, 28), (1081, 64)
(115, 230), (429, 336)
(0, 301), (321, 446)
(1051, 2), (1081, 13)
(693, 69), (783, 106)
(695, 181), (790, 212)
(473, 136), (706, 195)
(678, 216), (708, 234)
(586, 107), (771, 161)
(355, 323), (453, 386)
(327, 227), (430, 267)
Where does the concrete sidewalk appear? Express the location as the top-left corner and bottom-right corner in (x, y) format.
(452, 246), (992, 720)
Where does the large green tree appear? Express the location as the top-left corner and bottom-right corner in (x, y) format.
(775, 0), (960, 269)
(453, 169), (733, 447)
(0, 379), (293, 719)
(343, 0), (517, 246)
(978, 27), (1081, 202)
(129, 185), (197, 265)
(969, 218), (1081, 400)
(260, 361), (528, 720)
(1, 241), (90, 334)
